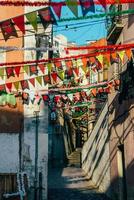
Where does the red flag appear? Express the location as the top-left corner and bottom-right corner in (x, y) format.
(51, 72), (57, 82)
(52, 4), (62, 19)
(38, 7), (57, 24)
(73, 68), (79, 76)
(6, 82), (12, 92)
(43, 75), (51, 84)
(12, 15), (25, 34)
(29, 78), (35, 87)
(38, 63), (45, 74)
(30, 65), (38, 76)
(0, 20), (18, 41)
(0, 85), (5, 91)
(6, 67), (15, 78)
(14, 66), (21, 77)
(21, 80), (29, 90)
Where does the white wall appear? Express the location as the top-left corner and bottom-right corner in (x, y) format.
(0, 134), (19, 173)
(82, 103), (111, 194)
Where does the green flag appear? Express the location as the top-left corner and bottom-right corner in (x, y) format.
(66, 0), (78, 17)
(58, 70), (65, 80)
(23, 65), (29, 74)
(26, 11), (37, 31)
(14, 81), (20, 91)
(0, 68), (4, 79)
(36, 76), (42, 86)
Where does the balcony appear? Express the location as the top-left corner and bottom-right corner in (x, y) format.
(107, 5), (123, 44)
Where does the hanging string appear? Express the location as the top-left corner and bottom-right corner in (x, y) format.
(0, 45), (132, 67)
(0, 0), (134, 6)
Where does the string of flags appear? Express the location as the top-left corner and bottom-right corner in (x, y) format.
(0, 45), (132, 67)
(0, 78), (119, 108)
(1, 5), (134, 40)
(1, 0), (134, 7)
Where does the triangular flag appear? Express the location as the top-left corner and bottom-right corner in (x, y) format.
(82, 58), (88, 68)
(55, 61), (62, 68)
(0, 68), (4, 79)
(73, 68), (79, 77)
(38, 63), (45, 74)
(118, 50), (125, 62)
(91, 88), (97, 97)
(67, 93), (73, 101)
(66, 0), (78, 17)
(104, 53), (111, 65)
(6, 82), (12, 92)
(77, 59), (83, 67)
(47, 63), (52, 73)
(21, 80), (29, 90)
(29, 78), (35, 87)
(0, 20), (18, 41)
(125, 49), (132, 60)
(97, 0), (106, 9)
(43, 75), (51, 84)
(96, 54), (104, 65)
(14, 81), (20, 91)
(52, 4), (62, 19)
(6, 67), (15, 78)
(30, 65), (38, 76)
(81, 65), (88, 73)
(12, 15), (25, 34)
(23, 65), (29, 74)
(80, 0), (95, 16)
(38, 7), (57, 25)
(0, 85), (5, 91)
(51, 72), (58, 82)
(26, 11), (37, 31)
(58, 70), (65, 80)
(66, 60), (72, 68)
(36, 76), (42, 85)
(14, 66), (21, 77)
(111, 52), (117, 60)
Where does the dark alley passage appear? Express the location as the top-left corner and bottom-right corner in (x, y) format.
(48, 167), (111, 200)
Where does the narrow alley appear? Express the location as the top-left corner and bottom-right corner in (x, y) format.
(48, 166), (111, 200)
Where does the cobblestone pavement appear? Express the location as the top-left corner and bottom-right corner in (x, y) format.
(48, 167), (111, 200)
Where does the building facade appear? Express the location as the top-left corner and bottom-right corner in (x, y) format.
(0, 1), (51, 200)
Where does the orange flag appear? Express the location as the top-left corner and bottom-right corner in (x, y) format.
(125, 49), (132, 60)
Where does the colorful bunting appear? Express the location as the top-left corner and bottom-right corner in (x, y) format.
(0, 68), (4, 79)
(125, 49), (132, 60)
(13, 81), (20, 91)
(26, 11), (37, 31)
(96, 54), (104, 66)
(52, 4), (62, 19)
(6, 67), (15, 78)
(80, 0), (95, 16)
(23, 65), (29, 74)
(36, 76), (42, 85)
(14, 66), (21, 77)
(21, 80), (29, 90)
(6, 82), (12, 92)
(51, 72), (58, 82)
(29, 78), (35, 87)
(38, 7), (57, 25)
(12, 15), (25, 34)
(58, 70), (65, 80)
(38, 63), (45, 74)
(0, 20), (18, 41)
(30, 65), (38, 76)
(117, 50), (125, 62)
(66, 0), (78, 17)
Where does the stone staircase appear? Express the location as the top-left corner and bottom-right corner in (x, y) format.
(67, 148), (81, 167)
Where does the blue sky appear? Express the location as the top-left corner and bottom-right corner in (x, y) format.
(53, 5), (107, 45)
